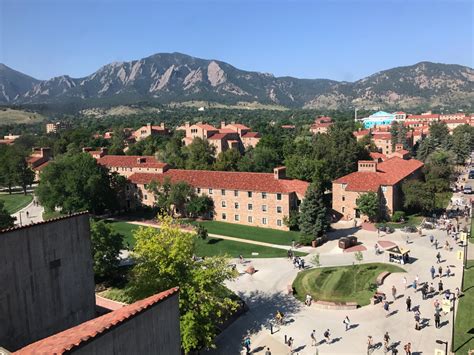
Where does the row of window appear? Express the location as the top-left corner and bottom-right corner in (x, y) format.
(220, 201), (282, 213)
(221, 213), (283, 226)
(197, 188), (282, 200)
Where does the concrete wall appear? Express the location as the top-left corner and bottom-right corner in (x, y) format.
(70, 293), (181, 355)
(0, 214), (96, 351)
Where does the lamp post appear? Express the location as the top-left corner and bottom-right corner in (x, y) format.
(18, 211), (23, 226)
(436, 339), (448, 355)
(451, 296), (457, 353)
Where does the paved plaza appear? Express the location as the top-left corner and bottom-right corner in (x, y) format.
(207, 195), (469, 354)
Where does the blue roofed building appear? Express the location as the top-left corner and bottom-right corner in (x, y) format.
(361, 111), (397, 128)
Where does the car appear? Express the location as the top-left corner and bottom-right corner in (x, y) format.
(464, 186), (472, 194)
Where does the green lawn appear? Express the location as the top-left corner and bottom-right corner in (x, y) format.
(196, 220), (300, 246)
(43, 210), (67, 221)
(454, 260), (474, 354)
(377, 214), (422, 229)
(0, 193), (33, 214)
(293, 263), (406, 306)
(106, 220), (306, 258)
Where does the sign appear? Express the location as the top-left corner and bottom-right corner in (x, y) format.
(457, 250), (464, 261)
(434, 348), (445, 355)
(459, 233), (467, 242)
(441, 299), (451, 313)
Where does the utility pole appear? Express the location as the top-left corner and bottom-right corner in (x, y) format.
(354, 108), (358, 122)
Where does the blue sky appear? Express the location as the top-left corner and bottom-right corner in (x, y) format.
(1, 0), (472, 81)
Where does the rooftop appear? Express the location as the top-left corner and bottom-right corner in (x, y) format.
(14, 288), (179, 355)
(241, 131), (261, 138)
(97, 155), (168, 169)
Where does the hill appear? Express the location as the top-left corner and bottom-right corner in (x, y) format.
(0, 108), (45, 125)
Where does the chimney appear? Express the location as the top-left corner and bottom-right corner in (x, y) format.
(273, 166), (286, 180)
(40, 147), (52, 159)
(395, 143), (404, 152)
(185, 121), (190, 129)
(221, 121), (226, 129)
(358, 160), (377, 172)
(82, 147), (92, 152)
(160, 122), (165, 129)
(147, 123), (152, 131)
(100, 147), (108, 156)
(136, 157), (146, 164)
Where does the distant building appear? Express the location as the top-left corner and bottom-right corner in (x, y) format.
(310, 116), (333, 134)
(361, 111), (397, 128)
(0, 134), (19, 145)
(132, 123), (169, 141)
(27, 147), (53, 180)
(332, 152), (423, 220)
(46, 121), (71, 134)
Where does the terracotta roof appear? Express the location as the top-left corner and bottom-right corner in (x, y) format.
(195, 123), (218, 131)
(281, 125), (295, 129)
(407, 114), (439, 120)
(0, 139), (15, 145)
(14, 288), (179, 355)
(27, 156), (44, 164)
(241, 132), (261, 138)
(129, 169), (309, 198)
(394, 111), (406, 114)
(97, 155), (168, 169)
(353, 130), (370, 137)
(311, 122), (333, 128)
(33, 160), (51, 171)
(370, 152), (387, 161)
(218, 128), (237, 134)
(333, 157), (423, 191)
(226, 123), (250, 130)
(208, 133), (230, 140)
(443, 119), (469, 124)
(372, 133), (391, 140)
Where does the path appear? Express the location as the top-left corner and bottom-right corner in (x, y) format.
(12, 198), (44, 226)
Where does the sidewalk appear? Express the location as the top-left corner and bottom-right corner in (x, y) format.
(13, 199), (44, 226)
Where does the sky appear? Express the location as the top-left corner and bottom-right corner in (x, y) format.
(0, 0), (472, 82)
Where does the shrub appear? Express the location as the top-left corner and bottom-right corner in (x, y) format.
(391, 211), (406, 223)
(298, 234), (314, 246)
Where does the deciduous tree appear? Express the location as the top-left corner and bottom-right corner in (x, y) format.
(356, 192), (380, 222)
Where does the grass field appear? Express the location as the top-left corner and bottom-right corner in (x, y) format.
(196, 220), (300, 246)
(293, 263), (406, 306)
(377, 214), (422, 229)
(0, 108), (44, 125)
(454, 260), (474, 353)
(106, 220), (306, 258)
(0, 193), (32, 214)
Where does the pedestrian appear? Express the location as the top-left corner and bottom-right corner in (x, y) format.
(434, 312), (441, 328)
(26, 211), (29, 218)
(375, 244), (379, 255)
(446, 266), (451, 278)
(377, 228), (380, 237)
(243, 336), (251, 354)
(438, 265), (443, 277)
(436, 252), (441, 263)
(430, 266), (436, 279)
(403, 342), (412, 355)
(414, 312), (420, 330)
(305, 294), (312, 306)
(343, 315), (350, 331)
(300, 258), (305, 269)
(438, 280), (444, 293)
(434, 299), (440, 312)
(384, 331), (390, 344)
(421, 286), (427, 300)
(434, 239), (439, 249)
(402, 276), (407, 289)
(455, 287), (461, 298)
(406, 296), (412, 311)
(287, 337), (293, 354)
(429, 235), (434, 244)
(384, 301), (390, 317)
(406, 235), (409, 244)
(367, 335), (374, 354)
(265, 347), (272, 355)
(429, 283), (435, 294)
(239, 254), (244, 264)
(391, 285), (397, 301)
(310, 330), (317, 346)
(412, 279), (417, 291)
(324, 329), (331, 344)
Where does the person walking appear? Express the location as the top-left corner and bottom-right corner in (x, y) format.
(265, 347), (272, 355)
(406, 296), (412, 311)
(403, 342), (412, 355)
(429, 234), (434, 244)
(436, 252), (441, 264)
(446, 266), (451, 278)
(414, 312), (420, 330)
(384, 331), (390, 345)
(438, 265), (443, 278)
(324, 329), (331, 344)
(434, 312), (441, 328)
(243, 336), (251, 354)
(391, 285), (397, 301)
(287, 337), (294, 354)
(402, 276), (407, 289)
(367, 335), (374, 355)
(438, 279), (444, 293)
(430, 266), (436, 279)
(310, 330), (317, 346)
(343, 316), (351, 331)
(384, 301), (390, 317)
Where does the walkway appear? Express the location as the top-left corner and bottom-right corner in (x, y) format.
(12, 198), (44, 226)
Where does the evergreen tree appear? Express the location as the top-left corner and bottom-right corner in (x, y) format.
(0, 201), (15, 229)
(298, 184), (328, 241)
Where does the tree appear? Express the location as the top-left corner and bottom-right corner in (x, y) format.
(311, 253), (321, 268)
(356, 192), (379, 222)
(195, 224), (208, 240)
(129, 216), (238, 352)
(214, 149), (241, 171)
(183, 138), (215, 170)
(36, 153), (117, 214)
(0, 201), (15, 229)
(90, 220), (124, 282)
(159, 133), (187, 168)
(187, 195), (214, 219)
(283, 210), (300, 231)
(402, 180), (435, 213)
(0, 146), (18, 194)
(354, 251), (363, 264)
(451, 125), (474, 164)
(13, 155), (35, 195)
(108, 127), (126, 155)
(298, 184), (329, 243)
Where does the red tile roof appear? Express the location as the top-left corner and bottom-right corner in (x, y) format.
(208, 133), (231, 140)
(372, 133), (391, 140)
(218, 128), (237, 134)
(14, 287), (179, 355)
(281, 125), (295, 129)
(370, 152), (387, 161)
(27, 156), (44, 164)
(33, 160), (51, 171)
(195, 123), (218, 131)
(333, 157), (423, 192)
(226, 123), (250, 130)
(129, 169), (309, 198)
(241, 132), (261, 138)
(97, 155), (168, 169)
(406, 114), (439, 120)
(353, 130), (370, 137)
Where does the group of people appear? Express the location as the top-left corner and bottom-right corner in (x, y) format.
(292, 255), (305, 270)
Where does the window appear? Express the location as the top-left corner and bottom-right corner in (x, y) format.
(277, 219), (282, 227)
(342, 196), (345, 201)
(234, 202), (239, 209)
(221, 201), (226, 208)
(197, 188), (201, 194)
(248, 191), (253, 198)
(221, 189), (226, 195)
(276, 206), (282, 213)
(248, 203), (253, 211)
(262, 205), (268, 212)
(208, 188), (213, 195)
(144, 194), (148, 200)
(262, 217), (267, 225)
(277, 193), (282, 200)
(381, 186), (387, 192)
(234, 214), (240, 221)
(222, 213), (227, 220)
(342, 183), (347, 190)
(234, 190), (239, 197)
(248, 216), (253, 223)
(262, 192), (267, 199)
(342, 207), (345, 213)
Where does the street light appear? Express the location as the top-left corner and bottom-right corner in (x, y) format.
(451, 296), (456, 353)
(435, 339), (448, 355)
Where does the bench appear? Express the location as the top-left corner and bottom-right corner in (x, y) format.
(371, 292), (386, 305)
(376, 271), (391, 286)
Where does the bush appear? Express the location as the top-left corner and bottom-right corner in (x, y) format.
(298, 234), (314, 246)
(391, 211), (406, 223)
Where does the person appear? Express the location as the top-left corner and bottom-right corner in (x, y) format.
(429, 283), (435, 294)
(324, 329), (331, 344)
(367, 335), (374, 354)
(375, 244), (379, 255)
(446, 266), (451, 278)
(243, 336), (251, 354)
(421, 285), (427, 300)
(287, 337), (294, 354)
(384, 331), (390, 344)
(384, 300), (390, 317)
(265, 347), (272, 355)
(239, 254), (244, 264)
(438, 265), (443, 278)
(414, 311), (420, 330)
(403, 342), (412, 355)
(310, 330), (317, 346)
(434, 239), (439, 249)
(343, 315), (350, 331)
(305, 294), (312, 306)
(455, 287), (461, 298)
(300, 258), (305, 270)
(434, 299), (440, 311)
(26, 211), (29, 218)
(406, 235), (409, 244)
(391, 285), (397, 301)
(436, 252), (441, 263)
(406, 296), (412, 311)
(276, 310), (284, 325)
(430, 266), (436, 279)
(429, 234), (434, 244)
(402, 276), (407, 289)
(434, 312), (441, 328)
(438, 280), (444, 293)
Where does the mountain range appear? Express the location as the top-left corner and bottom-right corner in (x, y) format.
(0, 52), (473, 110)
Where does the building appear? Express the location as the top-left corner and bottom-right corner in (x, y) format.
(27, 147), (53, 180)
(361, 111), (397, 128)
(46, 121), (71, 134)
(0, 213), (96, 351)
(93, 154), (168, 178)
(179, 121), (261, 155)
(372, 132), (393, 156)
(332, 150), (423, 220)
(310, 116), (333, 134)
(0, 213), (181, 354)
(132, 123), (169, 141)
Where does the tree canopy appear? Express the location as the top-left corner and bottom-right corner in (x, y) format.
(356, 192), (380, 221)
(298, 184), (329, 243)
(0, 201), (15, 229)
